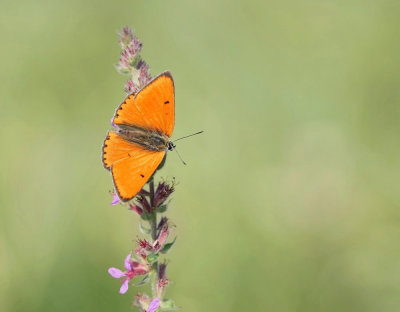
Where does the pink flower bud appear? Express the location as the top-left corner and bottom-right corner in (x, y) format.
(154, 181), (174, 208)
(157, 217), (168, 230)
(135, 293), (150, 310)
(157, 278), (169, 298)
(153, 223), (169, 252)
(124, 79), (139, 94)
(137, 61), (151, 87)
(158, 262), (167, 280)
(117, 38), (143, 74)
(137, 239), (153, 251)
(134, 246), (147, 261)
(136, 195), (151, 213)
(129, 204), (143, 215)
(118, 26), (134, 48)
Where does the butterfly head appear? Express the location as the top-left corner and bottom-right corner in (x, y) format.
(167, 141), (176, 151)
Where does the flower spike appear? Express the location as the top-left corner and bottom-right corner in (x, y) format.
(106, 26), (178, 309)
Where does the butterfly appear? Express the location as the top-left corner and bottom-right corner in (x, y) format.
(102, 72), (175, 202)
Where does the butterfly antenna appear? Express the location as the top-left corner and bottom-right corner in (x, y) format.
(174, 147), (187, 166)
(173, 131), (204, 143)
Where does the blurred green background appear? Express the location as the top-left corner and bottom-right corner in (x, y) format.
(1, 0), (400, 311)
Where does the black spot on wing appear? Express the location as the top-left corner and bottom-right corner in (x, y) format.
(140, 174), (145, 178)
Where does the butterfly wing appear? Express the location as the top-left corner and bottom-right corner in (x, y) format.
(112, 72), (175, 137)
(102, 131), (165, 201)
(102, 131), (136, 170)
(111, 149), (165, 202)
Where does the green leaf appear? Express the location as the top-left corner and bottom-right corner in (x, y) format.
(157, 204), (168, 213)
(130, 55), (141, 68)
(140, 211), (152, 221)
(160, 237), (177, 254)
(134, 274), (150, 286)
(139, 222), (151, 235)
(160, 298), (179, 310)
(118, 68), (130, 75)
(146, 253), (159, 264)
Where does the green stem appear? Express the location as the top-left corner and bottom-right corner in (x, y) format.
(149, 180), (157, 241)
(148, 179), (159, 297)
(150, 211), (157, 241)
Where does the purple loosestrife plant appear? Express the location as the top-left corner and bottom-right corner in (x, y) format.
(107, 27), (178, 312)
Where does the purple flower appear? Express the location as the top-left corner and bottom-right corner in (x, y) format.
(148, 298), (160, 312)
(111, 193), (120, 205)
(108, 252), (148, 294)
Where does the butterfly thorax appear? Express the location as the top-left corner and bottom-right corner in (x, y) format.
(116, 124), (170, 152)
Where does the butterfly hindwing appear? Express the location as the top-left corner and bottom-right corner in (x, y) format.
(102, 131), (138, 170)
(111, 149), (166, 202)
(102, 130), (166, 201)
(112, 72), (175, 137)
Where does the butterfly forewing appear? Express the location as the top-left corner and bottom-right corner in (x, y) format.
(112, 72), (175, 137)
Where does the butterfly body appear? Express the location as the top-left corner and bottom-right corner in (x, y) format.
(102, 72), (175, 202)
(116, 124), (170, 152)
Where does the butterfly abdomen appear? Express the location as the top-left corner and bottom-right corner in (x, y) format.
(116, 124), (169, 152)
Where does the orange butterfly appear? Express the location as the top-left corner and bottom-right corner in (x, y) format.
(102, 72), (175, 202)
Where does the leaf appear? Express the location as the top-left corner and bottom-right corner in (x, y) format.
(146, 253), (159, 264)
(160, 298), (179, 310)
(139, 222), (151, 235)
(118, 68), (130, 74)
(140, 211), (152, 221)
(134, 274), (150, 286)
(160, 237), (177, 254)
(157, 204), (168, 213)
(130, 55), (141, 68)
